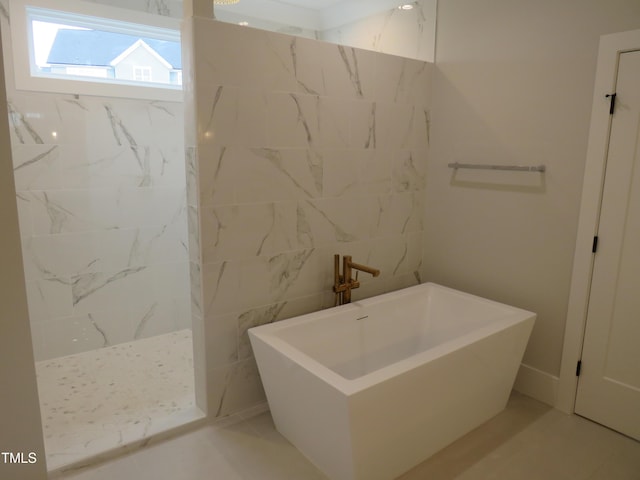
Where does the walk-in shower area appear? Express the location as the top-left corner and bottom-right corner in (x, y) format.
(36, 330), (196, 470)
(9, 91), (198, 470)
(10, 85), (198, 471)
(1, 0), (199, 470)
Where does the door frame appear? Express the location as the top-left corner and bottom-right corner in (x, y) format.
(557, 28), (640, 414)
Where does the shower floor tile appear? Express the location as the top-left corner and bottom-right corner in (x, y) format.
(36, 329), (202, 472)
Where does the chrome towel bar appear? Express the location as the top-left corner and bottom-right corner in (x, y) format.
(448, 162), (546, 172)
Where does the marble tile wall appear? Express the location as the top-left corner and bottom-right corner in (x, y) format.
(321, 0), (437, 62)
(1, 0), (190, 361)
(184, 18), (432, 417)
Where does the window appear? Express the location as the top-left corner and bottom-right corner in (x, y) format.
(10, 0), (182, 101)
(133, 66), (152, 82)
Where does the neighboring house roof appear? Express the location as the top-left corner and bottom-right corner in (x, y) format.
(47, 29), (182, 69)
(109, 39), (173, 70)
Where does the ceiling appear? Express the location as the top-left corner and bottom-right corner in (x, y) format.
(214, 0), (407, 31)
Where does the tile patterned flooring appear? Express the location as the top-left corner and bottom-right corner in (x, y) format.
(36, 330), (202, 472)
(54, 391), (640, 480)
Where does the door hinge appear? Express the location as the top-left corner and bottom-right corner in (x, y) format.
(576, 360), (582, 377)
(606, 93), (617, 115)
(592, 236), (599, 253)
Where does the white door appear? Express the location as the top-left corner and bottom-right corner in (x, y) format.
(575, 50), (640, 440)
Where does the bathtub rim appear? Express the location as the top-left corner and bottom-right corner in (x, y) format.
(249, 282), (536, 396)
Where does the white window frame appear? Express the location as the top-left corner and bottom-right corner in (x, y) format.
(10, 0), (182, 102)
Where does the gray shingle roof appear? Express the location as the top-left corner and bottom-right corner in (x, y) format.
(47, 29), (181, 69)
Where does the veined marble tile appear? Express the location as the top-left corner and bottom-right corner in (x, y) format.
(116, 222), (189, 268)
(233, 294), (325, 363)
(200, 202), (297, 263)
(78, 144), (184, 191)
(26, 261), (190, 360)
(374, 54), (433, 106)
(393, 150), (428, 192)
(193, 19), (297, 92)
(185, 146), (199, 207)
(297, 198), (370, 248)
(83, 99), (182, 153)
(21, 221), (188, 282)
(21, 233), (102, 282)
(201, 261), (242, 316)
(87, 308), (138, 348)
(196, 86), (239, 146)
(207, 358), (264, 419)
(12, 144), (69, 191)
(375, 102), (417, 150)
(196, 86), (268, 147)
(189, 261), (203, 318)
(197, 145), (240, 207)
(234, 148), (323, 203)
(368, 193), (423, 238)
(259, 249), (321, 303)
(267, 93), (320, 148)
(360, 149), (393, 194)
(190, 312), (208, 411)
(117, 187), (186, 230)
(321, 149), (367, 198)
(318, 96), (351, 148)
(348, 100), (377, 149)
(16, 191), (35, 236)
(24, 185), (183, 236)
(406, 230), (424, 278)
(147, 262), (191, 302)
(40, 313), (120, 359)
(25, 278), (74, 323)
(374, 234), (411, 278)
(145, 101), (185, 152)
(294, 38), (376, 99)
(236, 302), (287, 361)
(204, 310), (240, 368)
(8, 93), (184, 153)
(202, 249), (319, 317)
(7, 93), (81, 146)
(26, 189), (116, 235)
(130, 296), (190, 341)
(187, 205), (201, 264)
(97, 263), (190, 326)
(71, 267), (148, 315)
(414, 107), (431, 148)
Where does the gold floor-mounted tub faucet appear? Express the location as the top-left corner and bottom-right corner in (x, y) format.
(333, 254), (380, 306)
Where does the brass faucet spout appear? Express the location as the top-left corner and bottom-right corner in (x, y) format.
(347, 261), (380, 277)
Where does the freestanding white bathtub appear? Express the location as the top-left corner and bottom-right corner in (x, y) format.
(249, 283), (535, 480)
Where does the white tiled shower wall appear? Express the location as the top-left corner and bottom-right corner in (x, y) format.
(0, 0), (190, 361)
(2, 0), (433, 409)
(183, 18), (432, 416)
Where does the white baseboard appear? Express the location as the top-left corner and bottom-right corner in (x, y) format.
(513, 363), (559, 407)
